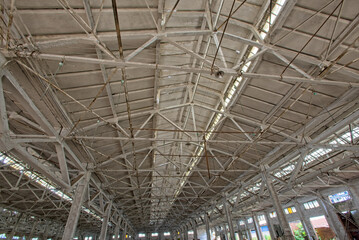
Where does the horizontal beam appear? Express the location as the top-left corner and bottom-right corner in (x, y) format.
(11, 52), (237, 76)
(11, 135), (359, 150)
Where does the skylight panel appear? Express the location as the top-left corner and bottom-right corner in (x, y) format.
(259, 0), (288, 39)
(277, 0), (286, 6)
(173, 0), (289, 203)
(0, 153), (100, 221)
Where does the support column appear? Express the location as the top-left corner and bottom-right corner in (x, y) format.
(294, 202), (317, 240)
(184, 225), (188, 240)
(122, 222), (128, 240)
(243, 220), (252, 240)
(214, 226), (219, 240)
(222, 224), (228, 240)
(99, 202), (113, 240)
(264, 212), (276, 240)
(29, 220), (39, 239)
(223, 200), (235, 240)
(262, 172), (294, 240)
(42, 222), (51, 240)
(205, 214), (211, 240)
(252, 215), (263, 240)
(317, 195), (348, 240)
(62, 173), (91, 240)
(7, 212), (23, 240)
(192, 219), (198, 240)
(236, 220), (244, 240)
(114, 216), (122, 240)
(55, 225), (63, 240)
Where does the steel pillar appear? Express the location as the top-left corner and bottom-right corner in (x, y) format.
(317, 196), (348, 240)
(294, 202), (317, 240)
(243, 220), (252, 240)
(192, 220), (198, 240)
(223, 224), (228, 240)
(262, 172), (294, 240)
(62, 173), (91, 240)
(223, 200), (235, 240)
(205, 214), (211, 240)
(7, 212), (23, 240)
(121, 222), (128, 240)
(235, 220), (244, 240)
(99, 202), (112, 240)
(114, 217), (121, 240)
(29, 220), (39, 239)
(184, 225), (188, 240)
(264, 212), (276, 240)
(252, 215), (263, 240)
(42, 222), (51, 240)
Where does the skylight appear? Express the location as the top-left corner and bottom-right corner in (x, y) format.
(259, 0), (287, 39)
(0, 153), (101, 221)
(173, 0), (289, 209)
(234, 124), (358, 206)
(274, 126), (359, 178)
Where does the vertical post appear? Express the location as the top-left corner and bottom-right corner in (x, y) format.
(192, 219), (198, 240)
(205, 214), (211, 240)
(223, 200), (235, 240)
(122, 222), (128, 240)
(42, 222), (51, 240)
(99, 202), (113, 240)
(114, 216), (122, 240)
(243, 219), (252, 240)
(264, 212), (276, 240)
(55, 225), (63, 240)
(252, 214), (263, 240)
(184, 225), (188, 240)
(213, 227), (221, 239)
(29, 220), (39, 239)
(317, 195), (347, 240)
(294, 202), (317, 239)
(179, 228), (182, 240)
(222, 224), (228, 240)
(7, 212), (24, 240)
(262, 171), (294, 240)
(236, 220), (244, 240)
(214, 226), (219, 240)
(62, 172), (91, 240)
